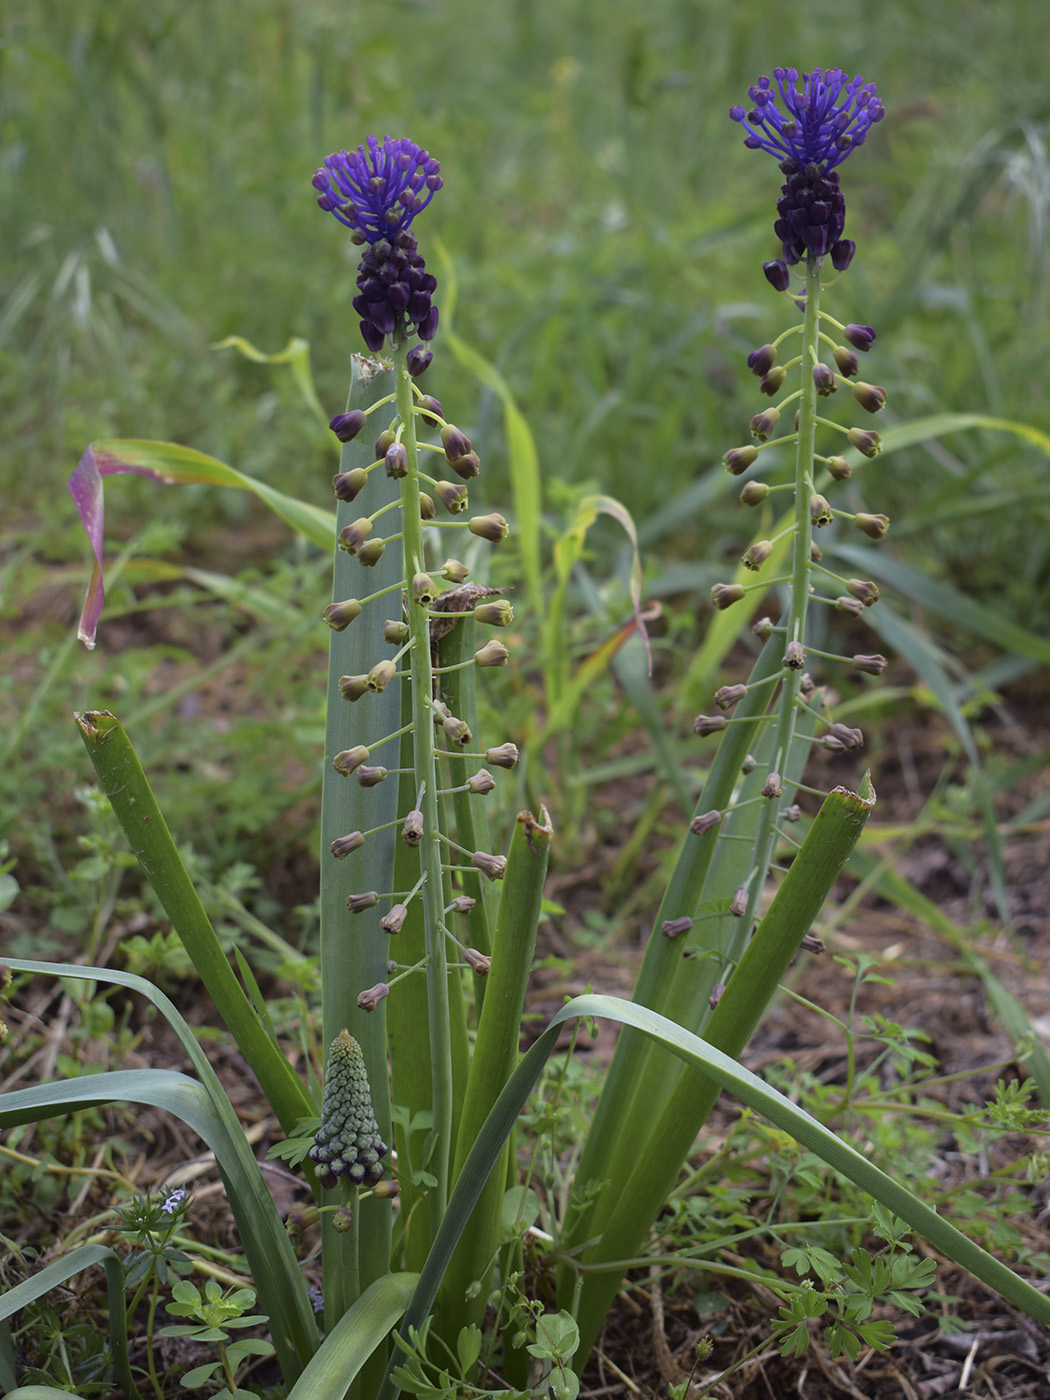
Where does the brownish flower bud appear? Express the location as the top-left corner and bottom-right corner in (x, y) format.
(709, 983), (726, 1009)
(844, 323), (876, 352)
(372, 1177), (400, 1199)
(800, 933), (826, 953)
(813, 364), (837, 396)
(467, 769), (497, 794)
(357, 538), (386, 567)
(450, 895), (476, 914)
(690, 809), (722, 837)
(331, 831), (364, 858)
(418, 393), (443, 424)
(810, 494), (834, 526)
(356, 765), (388, 787)
(783, 804), (801, 822)
(828, 723), (864, 751)
(662, 916), (693, 939)
(443, 714), (472, 746)
(826, 455), (852, 481)
(338, 517), (372, 555)
(439, 558), (469, 583)
(385, 442), (408, 478)
(469, 513), (509, 544)
(330, 409), (367, 443)
(761, 771), (783, 799)
(332, 1207), (354, 1232)
(435, 480), (469, 514)
(333, 745), (370, 776)
(852, 653), (888, 675)
(384, 619), (409, 644)
(486, 742), (519, 769)
(714, 684), (748, 711)
(852, 381), (887, 413)
(472, 850), (507, 881)
(811, 540), (823, 563)
(847, 427), (882, 458)
(474, 640), (510, 667)
(846, 578), (880, 606)
(742, 539), (773, 571)
(402, 808), (424, 846)
(380, 904), (408, 934)
(799, 672), (816, 696)
(759, 365), (787, 396)
(740, 480), (771, 506)
(854, 512), (890, 540)
(357, 982), (390, 1011)
(419, 491), (436, 520)
(836, 595), (865, 617)
(750, 406), (781, 442)
(339, 673), (370, 702)
(752, 615), (775, 638)
(367, 659), (396, 692)
(741, 753), (757, 774)
(711, 583), (746, 610)
(474, 600), (514, 626)
(783, 640), (805, 669)
(441, 424), (472, 462)
(693, 714), (726, 736)
(324, 598), (363, 630)
(347, 891), (379, 913)
(374, 428), (396, 459)
(833, 344), (859, 377)
(412, 572), (437, 605)
(464, 948), (491, 976)
(449, 451), (481, 480)
(723, 445), (759, 476)
(333, 468), (368, 502)
(729, 886), (749, 917)
(747, 343), (777, 377)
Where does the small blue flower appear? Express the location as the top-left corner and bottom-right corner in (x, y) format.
(161, 1187), (187, 1214)
(312, 136), (442, 245)
(729, 68), (883, 175)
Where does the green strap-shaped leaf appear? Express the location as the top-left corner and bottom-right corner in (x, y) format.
(74, 710), (316, 1139)
(284, 1273), (418, 1400)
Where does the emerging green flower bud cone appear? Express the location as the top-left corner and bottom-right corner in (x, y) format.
(724, 445), (759, 476)
(309, 1030), (389, 1189)
(324, 599), (363, 631)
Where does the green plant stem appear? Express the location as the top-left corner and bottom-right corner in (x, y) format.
(393, 340), (454, 1234)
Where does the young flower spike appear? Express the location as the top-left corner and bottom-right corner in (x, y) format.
(730, 69), (884, 267)
(309, 1030), (389, 1189)
(313, 137), (442, 352)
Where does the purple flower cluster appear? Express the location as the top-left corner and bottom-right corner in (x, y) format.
(313, 137), (441, 354)
(730, 68), (883, 269)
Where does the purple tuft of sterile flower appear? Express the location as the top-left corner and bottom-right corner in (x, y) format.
(730, 69), (883, 267)
(313, 136), (442, 353)
(729, 69), (883, 176)
(312, 136), (442, 244)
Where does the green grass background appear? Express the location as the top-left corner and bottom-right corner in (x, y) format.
(3, 0), (1049, 948)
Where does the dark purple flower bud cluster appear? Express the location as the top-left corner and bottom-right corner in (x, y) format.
(730, 69), (883, 269)
(313, 137), (442, 353)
